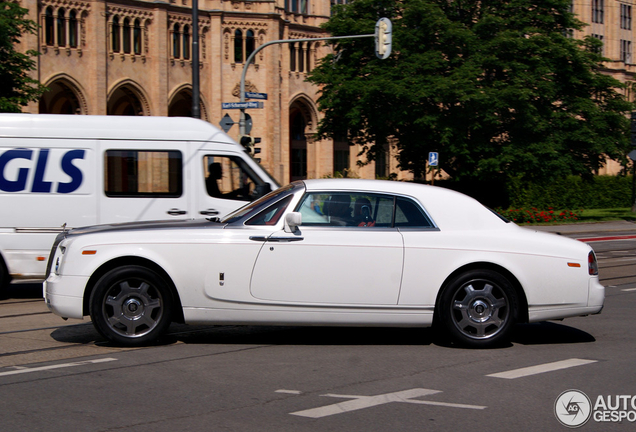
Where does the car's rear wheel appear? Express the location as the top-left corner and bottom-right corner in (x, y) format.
(438, 269), (518, 348)
(89, 266), (173, 346)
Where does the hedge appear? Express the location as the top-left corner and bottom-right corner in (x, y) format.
(435, 175), (634, 209)
(507, 175), (633, 209)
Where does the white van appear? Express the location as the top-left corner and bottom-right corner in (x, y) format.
(0, 114), (278, 291)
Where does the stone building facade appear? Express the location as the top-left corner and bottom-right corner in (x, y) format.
(571, 0), (636, 174)
(17, 0), (403, 184)
(14, 1), (636, 182)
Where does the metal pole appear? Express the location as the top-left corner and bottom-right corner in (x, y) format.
(238, 34), (374, 136)
(191, 0), (200, 119)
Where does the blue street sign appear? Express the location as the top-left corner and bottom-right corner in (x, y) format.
(428, 152), (439, 167)
(222, 101), (264, 109)
(245, 92), (268, 100)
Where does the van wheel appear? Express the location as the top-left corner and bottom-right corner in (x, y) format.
(438, 269), (518, 348)
(0, 259), (9, 299)
(89, 266), (173, 347)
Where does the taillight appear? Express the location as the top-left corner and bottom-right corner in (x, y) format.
(588, 251), (598, 276)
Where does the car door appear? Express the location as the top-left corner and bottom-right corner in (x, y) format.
(249, 192), (404, 305)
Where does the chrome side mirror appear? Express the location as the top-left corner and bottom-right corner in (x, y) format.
(284, 212), (302, 233)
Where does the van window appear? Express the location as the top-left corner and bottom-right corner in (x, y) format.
(105, 150), (182, 197)
(203, 155), (265, 201)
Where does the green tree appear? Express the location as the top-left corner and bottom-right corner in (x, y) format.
(308, 0), (634, 182)
(0, 1), (46, 112)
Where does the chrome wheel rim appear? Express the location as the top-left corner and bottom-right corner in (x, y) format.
(450, 279), (510, 340)
(102, 279), (163, 338)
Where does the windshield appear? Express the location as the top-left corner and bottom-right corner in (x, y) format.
(221, 182), (302, 224)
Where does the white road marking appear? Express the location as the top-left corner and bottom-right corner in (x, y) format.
(0, 358), (117, 377)
(622, 288), (636, 292)
(276, 389), (303, 394)
(290, 388), (486, 418)
(487, 358), (597, 379)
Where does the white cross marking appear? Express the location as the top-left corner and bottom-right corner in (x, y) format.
(290, 388), (486, 418)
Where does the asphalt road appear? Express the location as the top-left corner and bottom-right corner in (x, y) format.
(1, 221), (635, 431)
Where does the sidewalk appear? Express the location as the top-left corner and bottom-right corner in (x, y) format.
(524, 220), (636, 236)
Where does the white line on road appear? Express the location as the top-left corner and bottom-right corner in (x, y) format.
(622, 288), (636, 292)
(276, 389), (303, 394)
(290, 388), (486, 418)
(487, 358), (597, 379)
(0, 358), (117, 377)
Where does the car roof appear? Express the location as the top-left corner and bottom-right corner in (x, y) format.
(301, 178), (506, 231)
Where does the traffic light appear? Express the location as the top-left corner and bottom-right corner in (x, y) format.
(240, 135), (262, 160)
(375, 18), (392, 60)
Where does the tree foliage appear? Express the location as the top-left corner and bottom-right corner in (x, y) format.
(307, 0), (635, 182)
(0, 1), (46, 112)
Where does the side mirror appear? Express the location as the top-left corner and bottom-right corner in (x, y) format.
(284, 212), (302, 233)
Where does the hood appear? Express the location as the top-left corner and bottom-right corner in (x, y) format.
(64, 218), (224, 238)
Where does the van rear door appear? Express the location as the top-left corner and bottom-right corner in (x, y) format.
(99, 142), (190, 223)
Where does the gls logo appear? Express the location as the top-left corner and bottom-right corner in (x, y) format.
(0, 148), (85, 194)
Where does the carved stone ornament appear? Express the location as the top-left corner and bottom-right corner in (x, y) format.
(232, 81), (258, 98)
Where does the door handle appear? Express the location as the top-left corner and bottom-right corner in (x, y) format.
(167, 208), (187, 216)
(200, 209), (219, 216)
(250, 236), (304, 242)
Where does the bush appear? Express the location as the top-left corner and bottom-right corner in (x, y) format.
(495, 208), (581, 224)
(507, 175), (633, 209)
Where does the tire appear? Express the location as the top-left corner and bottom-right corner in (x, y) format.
(438, 269), (518, 348)
(89, 266), (173, 346)
(0, 258), (10, 300)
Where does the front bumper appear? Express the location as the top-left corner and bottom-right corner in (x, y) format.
(44, 274), (90, 320)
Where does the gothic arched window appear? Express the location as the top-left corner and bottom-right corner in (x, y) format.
(133, 19), (142, 55)
(183, 25), (191, 60)
(234, 29), (243, 63)
(112, 16), (121, 52)
(173, 24), (181, 58)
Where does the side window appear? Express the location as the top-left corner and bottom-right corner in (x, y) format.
(203, 155), (266, 201)
(246, 195), (293, 226)
(104, 150), (182, 197)
(297, 192), (393, 227)
(395, 197), (434, 228)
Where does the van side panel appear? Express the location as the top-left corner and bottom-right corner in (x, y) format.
(0, 114), (279, 284)
(98, 141), (190, 224)
(0, 139), (96, 280)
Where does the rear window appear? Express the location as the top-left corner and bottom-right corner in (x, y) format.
(104, 150), (182, 197)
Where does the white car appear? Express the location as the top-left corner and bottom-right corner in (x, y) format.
(44, 179), (604, 348)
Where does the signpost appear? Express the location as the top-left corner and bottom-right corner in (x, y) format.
(428, 152), (439, 185)
(245, 92), (268, 100)
(428, 152), (439, 167)
(236, 18), (392, 139)
(222, 102), (264, 109)
(219, 113), (251, 134)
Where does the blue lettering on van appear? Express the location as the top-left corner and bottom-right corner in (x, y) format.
(0, 149), (33, 192)
(0, 148), (85, 193)
(57, 149), (85, 193)
(32, 149), (52, 193)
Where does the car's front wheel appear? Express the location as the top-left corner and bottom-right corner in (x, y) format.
(438, 269), (518, 348)
(89, 266), (173, 346)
